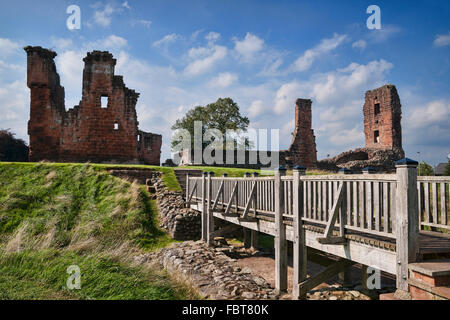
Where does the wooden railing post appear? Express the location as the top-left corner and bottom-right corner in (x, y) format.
(201, 171), (208, 242)
(222, 173), (227, 209)
(395, 158), (419, 294)
(292, 165), (307, 299)
(206, 172), (215, 246)
(185, 173), (190, 208)
(250, 172), (259, 250)
(275, 165), (287, 292)
(243, 172), (252, 248)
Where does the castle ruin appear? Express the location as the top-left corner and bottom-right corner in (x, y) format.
(285, 98), (317, 168)
(24, 46), (161, 165)
(317, 84), (405, 172)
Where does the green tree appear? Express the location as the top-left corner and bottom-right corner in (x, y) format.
(417, 161), (434, 176)
(171, 97), (250, 150)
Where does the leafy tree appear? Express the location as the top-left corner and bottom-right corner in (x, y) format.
(417, 161), (434, 176)
(171, 98), (250, 150)
(0, 129), (28, 162)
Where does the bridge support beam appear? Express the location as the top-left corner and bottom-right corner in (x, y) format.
(201, 172), (207, 242)
(395, 158), (419, 295)
(292, 165), (307, 299)
(275, 166), (288, 293)
(206, 172), (215, 246)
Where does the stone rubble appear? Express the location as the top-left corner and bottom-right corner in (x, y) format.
(134, 240), (280, 300)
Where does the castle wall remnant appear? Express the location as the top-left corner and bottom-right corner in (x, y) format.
(317, 84), (404, 172)
(24, 46), (161, 165)
(286, 98), (317, 168)
(364, 84), (402, 150)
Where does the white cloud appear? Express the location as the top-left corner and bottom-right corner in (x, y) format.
(352, 40), (367, 50)
(205, 32), (220, 43)
(51, 38), (73, 50)
(329, 127), (364, 146)
(153, 33), (179, 47)
(92, 3), (116, 27)
(131, 19), (152, 28)
(409, 100), (450, 128)
(433, 32), (450, 47)
(184, 45), (227, 76)
(208, 72), (238, 88)
(367, 25), (401, 43)
(190, 29), (203, 41)
(0, 38), (21, 57)
(122, 1), (131, 10)
(311, 59), (393, 105)
(234, 33), (264, 62)
(290, 33), (347, 72)
(86, 35), (128, 51)
(274, 82), (305, 114)
(55, 50), (84, 108)
(248, 100), (269, 117)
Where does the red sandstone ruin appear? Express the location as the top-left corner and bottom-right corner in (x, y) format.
(24, 46), (161, 165)
(317, 84), (405, 172)
(286, 98), (317, 168)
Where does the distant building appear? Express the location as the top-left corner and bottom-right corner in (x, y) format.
(435, 163), (448, 176)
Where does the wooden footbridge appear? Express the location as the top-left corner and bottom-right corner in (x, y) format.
(185, 159), (450, 299)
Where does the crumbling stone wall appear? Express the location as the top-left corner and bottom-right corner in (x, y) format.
(286, 98), (317, 168)
(24, 46), (161, 165)
(364, 84), (402, 150)
(317, 147), (405, 172)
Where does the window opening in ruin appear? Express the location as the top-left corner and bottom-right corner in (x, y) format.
(137, 134), (141, 142)
(374, 130), (380, 143)
(374, 103), (380, 115)
(101, 96), (108, 108)
(114, 122), (119, 130)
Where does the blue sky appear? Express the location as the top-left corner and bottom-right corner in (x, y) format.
(0, 0), (449, 165)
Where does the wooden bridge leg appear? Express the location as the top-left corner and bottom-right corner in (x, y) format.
(338, 268), (352, 288)
(275, 167), (288, 293)
(243, 228), (251, 249)
(292, 166), (307, 299)
(395, 159), (419, 295)
(206, 172), (215, 246)
(201, 172), (207, 242)
(361, 265), (368, 290)
(250, 230), (258, 250)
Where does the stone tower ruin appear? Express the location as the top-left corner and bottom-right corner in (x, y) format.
(363, 84), (402, 150)
(287, 98), (317, 168)
(317, 84), (405, 172)
(24, 46), (161, 165)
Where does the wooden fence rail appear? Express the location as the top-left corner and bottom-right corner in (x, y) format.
(418, 177), (450, 231)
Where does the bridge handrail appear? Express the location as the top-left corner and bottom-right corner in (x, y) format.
(417, 176), (449, 231)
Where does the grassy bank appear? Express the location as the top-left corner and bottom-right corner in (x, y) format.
(0, 162), (196, 300)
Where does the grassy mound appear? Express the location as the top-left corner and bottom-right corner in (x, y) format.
(0, 163), (195, 300)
